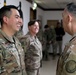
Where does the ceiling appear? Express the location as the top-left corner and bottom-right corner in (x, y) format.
(26, 0), (76, 10)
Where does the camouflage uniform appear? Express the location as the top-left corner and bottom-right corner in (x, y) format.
(49, 28), (57, 58)
(56, 34), (76, 75)
(24, 32), (42, 75)
(15, 30), (26, 52)
(0, 29), (26, 75)
(43, 28), (50, 60)
(43, 27), (57, 60)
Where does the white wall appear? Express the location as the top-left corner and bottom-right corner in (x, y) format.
(43, 11), (63, 27)
(37, 8), (44, 27)
(0, 0), (4, 8)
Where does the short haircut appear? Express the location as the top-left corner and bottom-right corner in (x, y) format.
(0, 5), (18, 25)
(66, 3), (76, 15)
(44, 25), (49, 28)
(28, 20), (39, 26)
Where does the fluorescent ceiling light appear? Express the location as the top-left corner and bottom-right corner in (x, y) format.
(32, 2), (37, 10)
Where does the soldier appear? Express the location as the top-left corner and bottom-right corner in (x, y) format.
(24, 20), (42, 75)
(56, 3), (76, 75)
(0, 5), (27, 75)
(43, 25), (50, 60)
(49, 25), (57, 59)
(43, 25), (57, 60)
(55, 22), (65, 55)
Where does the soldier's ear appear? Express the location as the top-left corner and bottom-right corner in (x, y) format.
(28, 26), (31, 30)
(67, 14), (72, 23)
(3, 16), (9, 24)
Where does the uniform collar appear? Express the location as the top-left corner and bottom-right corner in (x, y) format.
(72, 33), (76, 38)
(0, 29), (15, 43)
(27, 32), (37, 39)
(69, 33), (76, 42)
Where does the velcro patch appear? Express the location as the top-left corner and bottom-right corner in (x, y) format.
(65, 60), (76, 73)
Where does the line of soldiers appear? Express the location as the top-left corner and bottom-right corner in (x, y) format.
(1, 2), (76, 75)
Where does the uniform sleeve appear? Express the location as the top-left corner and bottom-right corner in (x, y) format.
(0, 45), (6, 74)
(0, 45), (3, 64)
(25, 38), (37, 56)
(24, 37), (30, 53)
(51, 29), (56, 42)
(56, 56), (63, 75)
(64, 50), (76, 75)
(65, 60), (76, 73)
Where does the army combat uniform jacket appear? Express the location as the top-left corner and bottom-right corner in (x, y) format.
(24, 32), (42, 70)
(0, 29), (26, 75)
(56, 34), (76, 75)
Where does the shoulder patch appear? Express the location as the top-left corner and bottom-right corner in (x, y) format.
(65, 60), (76, 73)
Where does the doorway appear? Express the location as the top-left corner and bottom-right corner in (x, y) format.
(47, 20), (59, 28)
(30, 8), (36, 20)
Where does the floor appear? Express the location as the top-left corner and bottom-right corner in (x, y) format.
(40, 55), (59, 75)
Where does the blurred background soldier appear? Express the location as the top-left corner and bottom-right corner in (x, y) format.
(55, 22), (65, 55)
(43, 25), (57, 60)
(43, 25), (50, 60)
(49, 25), (57, 59)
